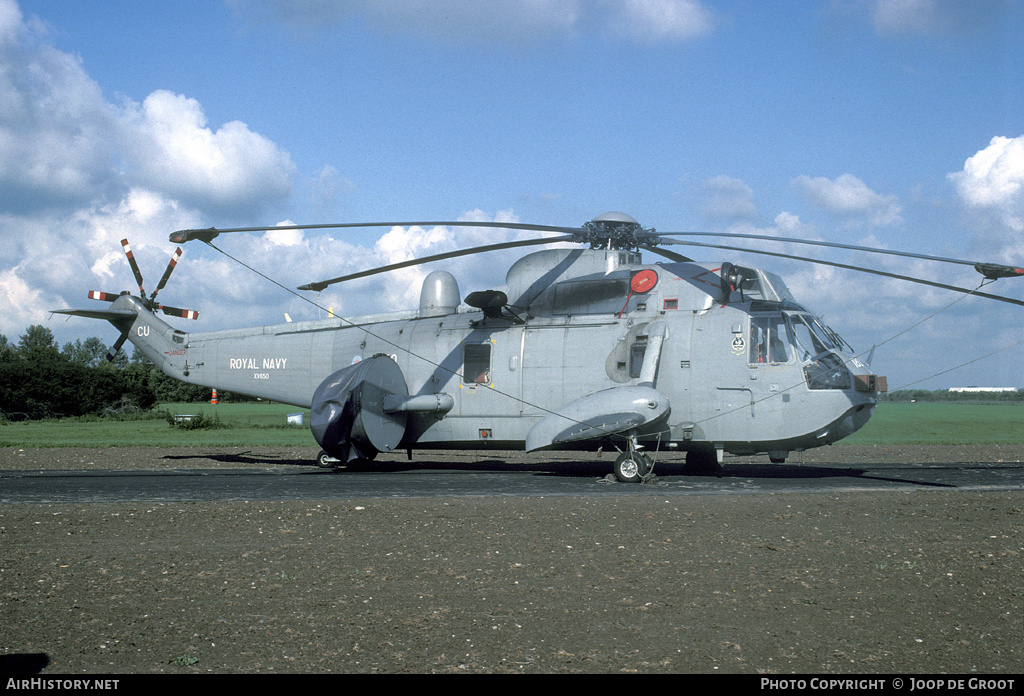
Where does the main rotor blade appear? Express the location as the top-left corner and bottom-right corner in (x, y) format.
(655, 230), (1023, 279)
(120, 239), (146, 296)
(640, 244), (692, 263)
(171, 221), (585, 244)
(655, 238), (1024, 308)
(298, 235), (576, 292)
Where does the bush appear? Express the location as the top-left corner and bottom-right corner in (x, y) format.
(163, 409), (227, 430)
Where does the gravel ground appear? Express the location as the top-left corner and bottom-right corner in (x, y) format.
(1, 443), (1023, 470)
(1, 445), (1022, 674)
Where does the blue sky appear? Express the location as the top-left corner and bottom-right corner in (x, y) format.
(2, 0), (1022, 389)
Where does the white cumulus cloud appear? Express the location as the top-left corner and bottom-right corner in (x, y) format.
(949, 135), (1024, 212)
(700, 175), (757, 222)
(947, 134), (1024, 262)
(793, 173), (903, 227)
(119, 90), (295, 216)
(0, 0), (119, 212)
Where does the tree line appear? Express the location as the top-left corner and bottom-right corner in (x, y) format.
(882, 389), (1022, 403)
(0, 325), (216, 421)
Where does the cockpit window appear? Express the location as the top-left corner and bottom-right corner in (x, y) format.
(749, 315), (790, 364)
(786, 313), (850, 360)
(788, 315), (829, 360)
(812, 316), (853, 353)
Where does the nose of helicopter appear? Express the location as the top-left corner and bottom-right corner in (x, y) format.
(821, 402), (877, 443)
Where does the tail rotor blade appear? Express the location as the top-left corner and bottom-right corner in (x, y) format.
(121, 239), (146, 296)
(158, 304), (199, 320)
(153, 247), (183, 298)
(106, 331), (129, 362)
(93, 239), (196, 321)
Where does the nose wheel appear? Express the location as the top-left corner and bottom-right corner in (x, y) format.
(612, 444), (654, 483)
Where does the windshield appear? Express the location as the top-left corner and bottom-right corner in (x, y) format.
(783, 313), (853, 390)
(786, 313), (850, 359)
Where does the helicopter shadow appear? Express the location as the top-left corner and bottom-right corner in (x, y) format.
(0, 653), (50, 675)
(682, 461), (959, 488)
(307, 455), (962, 489)
(161, 450), (317, 467)
(159, 450), (970, 489)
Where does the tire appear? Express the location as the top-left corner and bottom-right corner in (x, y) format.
(613, 451), (651, 483)
(316, 450), (339, 468)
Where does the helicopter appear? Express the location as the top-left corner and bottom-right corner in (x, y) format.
(52, 212), (1023, 482)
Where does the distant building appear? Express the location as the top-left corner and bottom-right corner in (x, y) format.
(948, 387), (1018, 393)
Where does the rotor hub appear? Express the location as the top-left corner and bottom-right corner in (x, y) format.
(580, 212), (652, 250)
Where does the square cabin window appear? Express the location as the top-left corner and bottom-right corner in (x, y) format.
(463, 343), (492, 385)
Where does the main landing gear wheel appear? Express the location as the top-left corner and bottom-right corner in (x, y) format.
(316, 449), (379, 469)
(613, 450), (653, 483)
(316, 450), (340, 468)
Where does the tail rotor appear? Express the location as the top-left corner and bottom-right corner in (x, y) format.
(85, 238), (200, 360)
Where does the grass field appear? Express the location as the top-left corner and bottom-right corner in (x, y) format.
(841, 402), (1024, 445)
(0, 402), (313, 449)
(1, 401), (1022, 449)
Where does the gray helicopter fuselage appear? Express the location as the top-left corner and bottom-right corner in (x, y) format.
(111, 247), (883, 460)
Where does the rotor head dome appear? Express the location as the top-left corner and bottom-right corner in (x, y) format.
(590, 212), (638, 226)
